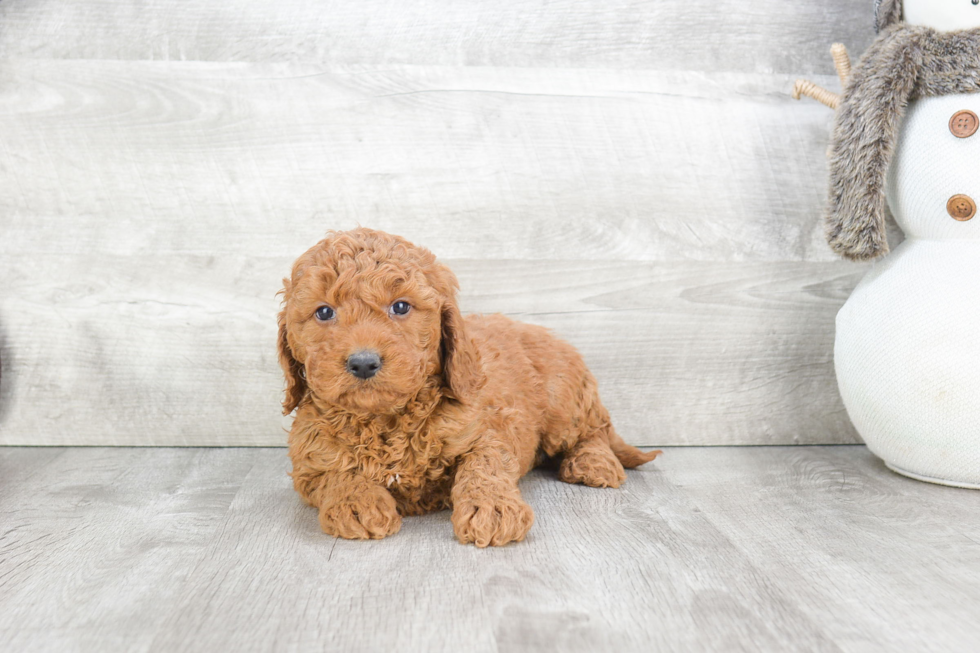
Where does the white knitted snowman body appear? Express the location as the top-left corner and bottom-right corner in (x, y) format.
(835, 0), (980, 488)
(837, 94), (980, 487)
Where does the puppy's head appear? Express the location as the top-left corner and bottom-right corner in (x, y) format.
(278, 228), (483, 415)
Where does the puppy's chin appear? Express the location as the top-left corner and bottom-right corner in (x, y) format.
(335, 385), (416, 416)
(307, 376), (423, 416)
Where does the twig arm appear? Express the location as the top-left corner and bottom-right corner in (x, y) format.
(793, 79), (841, 110)
(831, 43), (851, 87)
(791, 42), (850, 111)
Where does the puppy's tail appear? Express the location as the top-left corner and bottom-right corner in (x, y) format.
(609, 431), (662, 468)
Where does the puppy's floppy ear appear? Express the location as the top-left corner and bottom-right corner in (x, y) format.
(440, 298), (484, 401)
(430, 264), (484, 401)
(277, 290), (307, 415)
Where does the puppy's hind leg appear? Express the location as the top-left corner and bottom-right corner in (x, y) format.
(559, 428), (626, 489)
(542, 350), (661, 488)
(559, 426), (661, 489)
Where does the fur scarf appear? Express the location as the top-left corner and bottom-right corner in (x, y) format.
(826, 25), (980, 261)
(874, 0), (903, 34)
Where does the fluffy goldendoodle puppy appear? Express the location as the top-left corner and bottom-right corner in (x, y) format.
(278, 228), (659, 547)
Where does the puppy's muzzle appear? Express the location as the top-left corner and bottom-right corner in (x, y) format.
(346, 350), (383, 380)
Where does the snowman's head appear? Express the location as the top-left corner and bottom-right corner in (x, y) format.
(877, 0), (980, 32)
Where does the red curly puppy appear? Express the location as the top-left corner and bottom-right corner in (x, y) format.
(278, 228), (659, 547)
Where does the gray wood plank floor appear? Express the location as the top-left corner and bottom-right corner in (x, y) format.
(2, 446), (978, 652)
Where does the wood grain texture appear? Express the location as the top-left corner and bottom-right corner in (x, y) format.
(2, 446), (979, 652)
(0, 257), (864, 446)
(0, 0), (875, 75)
(0, 1), (875, 446)
(0, 61), (845, 262)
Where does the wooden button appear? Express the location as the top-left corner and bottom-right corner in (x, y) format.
(947, 194), (977, 221)
(949, 110), (979, 138)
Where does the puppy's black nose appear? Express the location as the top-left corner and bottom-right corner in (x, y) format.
(346, 350), (382, 379)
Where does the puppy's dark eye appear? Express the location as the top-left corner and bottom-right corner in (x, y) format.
(390, 301), (411, 316)
(314, 305), (336, 322)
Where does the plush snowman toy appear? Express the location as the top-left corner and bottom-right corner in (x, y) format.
(828, 0), (980, 488)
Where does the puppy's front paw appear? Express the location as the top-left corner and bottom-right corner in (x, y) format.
(319, 487), (401, 540)
(452, 492), (534, 547)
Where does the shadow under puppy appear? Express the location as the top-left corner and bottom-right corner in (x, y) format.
(278, 228), (659, 547)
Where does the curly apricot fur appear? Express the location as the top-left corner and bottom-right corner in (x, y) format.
(278, 228), (659, 547)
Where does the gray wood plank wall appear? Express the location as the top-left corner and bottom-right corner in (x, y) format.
(0, 1), (880, 446)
